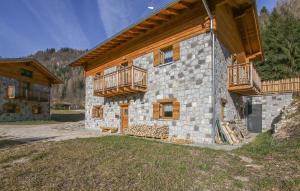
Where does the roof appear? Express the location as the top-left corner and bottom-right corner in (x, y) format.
(69, 0), (198, 67)
(0, 58), (63, 84)
(69, 0), (262, 67)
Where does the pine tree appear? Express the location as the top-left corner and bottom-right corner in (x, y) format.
(256, 6), (300, 80)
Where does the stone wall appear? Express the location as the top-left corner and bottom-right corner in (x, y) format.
(0, 76), (50, 121)
(85, 33), (215, 143)
(249, 93), (293, 132)
(214, 38), (246, 123)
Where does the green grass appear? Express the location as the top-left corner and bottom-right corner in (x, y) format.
(0, 131), (299, 191)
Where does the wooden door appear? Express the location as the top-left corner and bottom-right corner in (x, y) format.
(120, 104), (129, 133)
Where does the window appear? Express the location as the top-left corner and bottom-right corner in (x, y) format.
(162, 103), (173, 118)
(153, 99), (180, 120)
(20, 69), (33, 78)
(19, 81), (30, 99)
(3, 103), (20, 113)
(161, 47), (173, 64)
(92, 105), (103, 119)
(32, 105), (42, 114)
(7, 85), (16, 99)
(154, 42), (180, 66)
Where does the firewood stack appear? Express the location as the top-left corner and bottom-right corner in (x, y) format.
(215, 120), (245, 145)
(125, 124), (169, 139)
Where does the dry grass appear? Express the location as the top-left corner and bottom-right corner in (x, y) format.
(0, 132), (299, 191)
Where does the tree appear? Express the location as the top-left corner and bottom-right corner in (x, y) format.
(256, 5), (300, 80)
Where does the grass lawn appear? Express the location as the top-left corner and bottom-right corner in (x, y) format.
(0, 110), (84, 126)
(0, 130), (299, 191)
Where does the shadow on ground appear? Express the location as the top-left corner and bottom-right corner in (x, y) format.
(0, 136), (57, 149)
(51, 113), (85, 122)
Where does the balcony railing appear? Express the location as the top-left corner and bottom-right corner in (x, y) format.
(94, 65), (147, 97)
(228, 62), (262, 95)
(262, 77), (300, 94)
(16, 90), (50, 102)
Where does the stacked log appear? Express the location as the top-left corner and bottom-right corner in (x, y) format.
(215, 120), (245, 145)
(100, 127), (118, 134)
(125, 124), (169, 139)
(168, 137), (193, 144)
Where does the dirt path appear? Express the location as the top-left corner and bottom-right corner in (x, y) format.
(0, 121), (101, 144)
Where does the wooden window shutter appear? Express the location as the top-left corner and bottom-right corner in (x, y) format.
(173, 42), (180, 61)
(173, 101), (180, 120)
(153, 49), (161, 66)
(99, 106), (103, 119)
(92, 107), (97, 118)
(3, 104), (8, 113)
(15, 105), (21, 113)
(153, 103), (160, 119)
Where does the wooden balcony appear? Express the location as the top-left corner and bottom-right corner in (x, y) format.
(16, 90), (50, 102)
(94, 65), (147, 97)
(228, 62), (262, 95)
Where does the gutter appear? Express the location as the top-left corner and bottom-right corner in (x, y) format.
(202, 0), (216, 144)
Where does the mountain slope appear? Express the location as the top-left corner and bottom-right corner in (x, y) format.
(29, 48), (87, 107)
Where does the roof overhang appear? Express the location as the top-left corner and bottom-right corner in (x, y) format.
(0, 58), (63, 84)
(69, 0), (263, 67)
(69, 0), (199, 67)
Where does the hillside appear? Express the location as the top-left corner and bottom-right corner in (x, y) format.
(28, 48), (87, 107)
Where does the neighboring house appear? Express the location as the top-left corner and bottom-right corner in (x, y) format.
(0, 58), (62, 122)
(69, 0), (292, 144)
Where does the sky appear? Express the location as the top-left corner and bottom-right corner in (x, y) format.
(0, 0), (276, 58)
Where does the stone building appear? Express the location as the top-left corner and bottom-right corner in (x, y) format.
(0, 58), (62, 122)
(70, 0), (294, 144)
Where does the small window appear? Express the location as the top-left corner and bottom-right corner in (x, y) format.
(20, 69), (33, 78)
(92, 105), (103, 119)
(161, 47), (173, 64)
(162, 103), (173, 118)
(154, 42), (180, 66)
(153, 99), (180, 120)
(3, 103), (20, 113)
(32, 105), (42, 114)
(7, 85), (16, 99)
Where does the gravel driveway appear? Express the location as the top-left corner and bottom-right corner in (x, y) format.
(0, 121), (101, 144)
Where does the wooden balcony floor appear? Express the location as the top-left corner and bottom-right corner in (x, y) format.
(228, 84), (261, 95)
(94, 85), (147, 97)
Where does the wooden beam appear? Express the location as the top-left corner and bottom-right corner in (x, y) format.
(135, 25), (152, 30)
(163, 8), (180, 15)
(152, 14), (170, 21)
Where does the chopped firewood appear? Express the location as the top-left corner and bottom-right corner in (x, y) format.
(168, 137), (193, 144)
(125, 124), (169, 139)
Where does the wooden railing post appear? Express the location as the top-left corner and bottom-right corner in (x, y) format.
(131, 66), (134, 88)
(102, 75), (105, 94)
(117, 69), (119, 91)
(250, 63), (253, 87)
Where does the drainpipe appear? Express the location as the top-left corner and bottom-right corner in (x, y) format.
(202, 0), (216, 143)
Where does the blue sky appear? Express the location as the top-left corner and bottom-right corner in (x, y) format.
(0, 0), (276, 58)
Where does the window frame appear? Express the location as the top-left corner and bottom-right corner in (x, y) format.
(20, 68), (33, 78)
(92, 105), (104, 119)
(153, 99), (180, 120)
(7, 85), (16, 99)
(32, 105), (42, 114)
(160, 46), (173, 65)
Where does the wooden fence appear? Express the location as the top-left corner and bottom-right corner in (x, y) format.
(262, 77), (300, 94)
